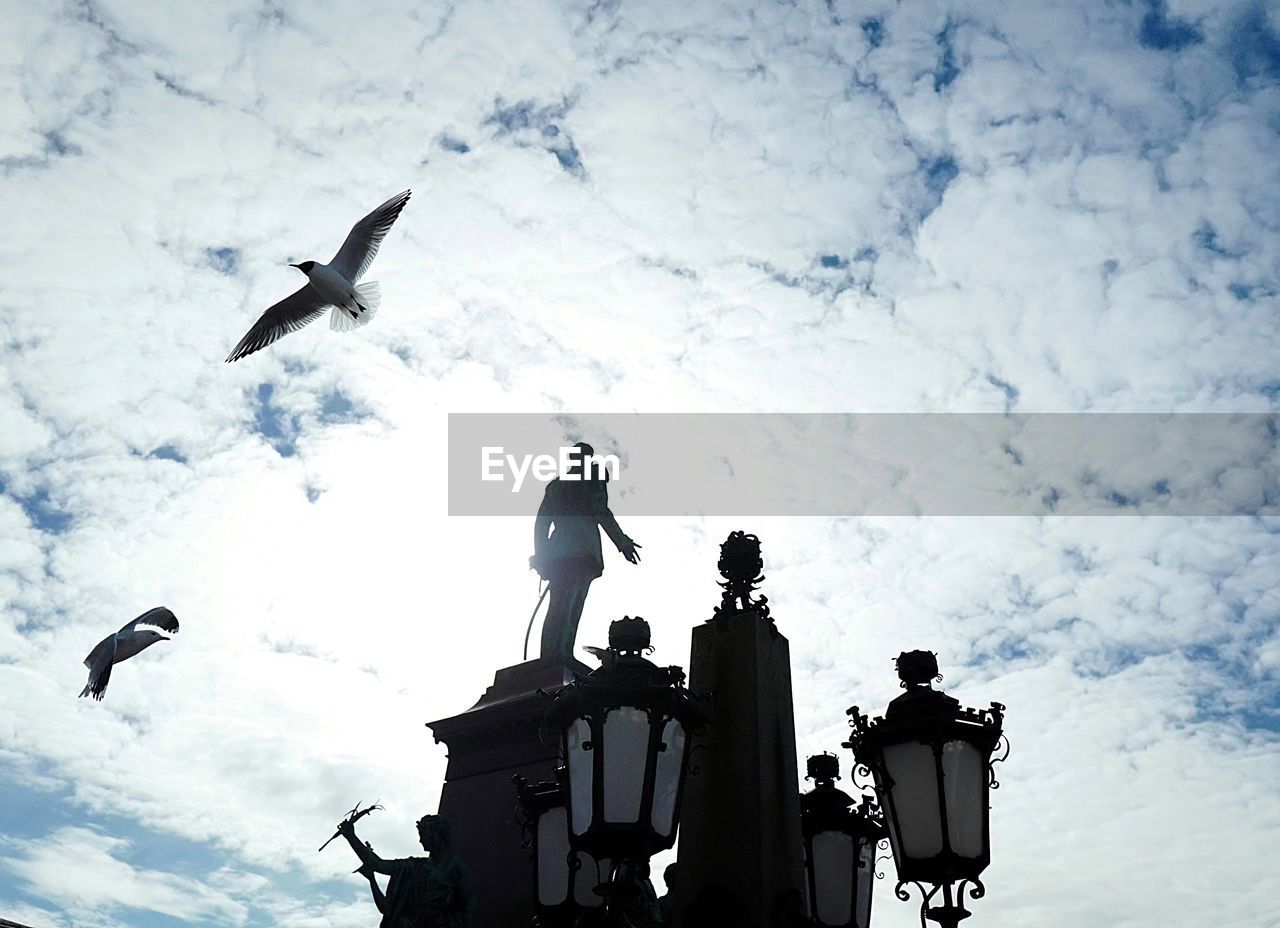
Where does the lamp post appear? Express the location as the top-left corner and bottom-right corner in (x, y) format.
(542, 616), (706, 922)
(799, 753), (885, 928)
(513, 770), (611, 925)
(843, 651), (1007, 928)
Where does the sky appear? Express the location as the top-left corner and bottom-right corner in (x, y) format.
(1, 0), (1279, 926)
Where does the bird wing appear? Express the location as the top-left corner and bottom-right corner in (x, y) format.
(120, 606), (179, 635)
(80, 634), (117, 700)
(225, 285), (329, 362)
(328, 189), (411, 284)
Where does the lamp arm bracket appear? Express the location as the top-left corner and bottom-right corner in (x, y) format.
(988, 732), (1011, 789)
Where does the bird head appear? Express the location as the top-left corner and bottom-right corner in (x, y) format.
(289, 261), (316, 274)
(143, 630), (170, 642)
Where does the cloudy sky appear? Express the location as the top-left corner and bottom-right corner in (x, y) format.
(1, 0), (1279, 925)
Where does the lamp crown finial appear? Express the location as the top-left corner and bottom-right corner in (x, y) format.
(607, 615), (651, 655)
(895, 650), (941, 688)
(806, 752), (840, 786)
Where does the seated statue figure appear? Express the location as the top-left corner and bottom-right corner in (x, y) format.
(339, 813), (477, 928)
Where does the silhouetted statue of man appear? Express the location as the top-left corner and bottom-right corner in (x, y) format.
(531, 442), (640, 663)
(339, 813), (477, 928)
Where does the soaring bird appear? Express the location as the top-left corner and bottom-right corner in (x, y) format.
(225, 189), (411, 362)
(79, 607), (179, 701)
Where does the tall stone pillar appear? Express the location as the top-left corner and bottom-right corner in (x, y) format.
(428, 657), (588, 928)
(673, 533), (805, 928)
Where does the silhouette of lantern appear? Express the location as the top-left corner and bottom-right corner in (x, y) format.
(845, 651), (1007, 928)
(513, 770), (610, 923)
(543, 616), (706, 865)
(800, 753), (885, 928)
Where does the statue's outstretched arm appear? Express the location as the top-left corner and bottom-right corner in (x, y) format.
(593, 484), (639, 561)
(339, 823), (393, 874)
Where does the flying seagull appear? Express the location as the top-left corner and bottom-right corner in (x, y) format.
(225, 189), (411, 362)
(79, 607), (179, 701)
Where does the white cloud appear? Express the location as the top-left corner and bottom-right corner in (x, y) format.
(1, 827), (247, 925)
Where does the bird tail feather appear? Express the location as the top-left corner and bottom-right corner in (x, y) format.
(329, 282), (381, 333)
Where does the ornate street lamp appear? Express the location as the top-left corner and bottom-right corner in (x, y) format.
(542, 616), (706, 866)
(800, 753), (885, 928)
(513, 770), (611, 924)
(844, 651), (1007, 928)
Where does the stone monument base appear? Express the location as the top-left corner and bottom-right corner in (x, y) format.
(428, 657), (589, 928)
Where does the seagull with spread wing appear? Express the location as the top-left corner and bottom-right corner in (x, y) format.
(225, 189), (411, 362)
(79, 607), (179, 701)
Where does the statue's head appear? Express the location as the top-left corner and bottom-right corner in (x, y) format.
(416, 814), (451, 853)
(663, 862), (679, 892)
(567, 441), (595, 477)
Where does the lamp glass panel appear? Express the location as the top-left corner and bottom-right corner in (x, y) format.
(536, 807), (570, 907)
(812, 830), (854, 926)
(882, 741), (943, 859)
(941, 739), (986, 859)
(574, 853), (610, 908)
(650, 718), (686, 837)
(855, 839), (875, 928)
(567, 719), (594, 835)
(878, 776), (904, 867)
(602, 707), (651, 823)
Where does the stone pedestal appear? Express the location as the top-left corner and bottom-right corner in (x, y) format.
(428, 657), (588, 928)
(673, 609), (805, 928)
